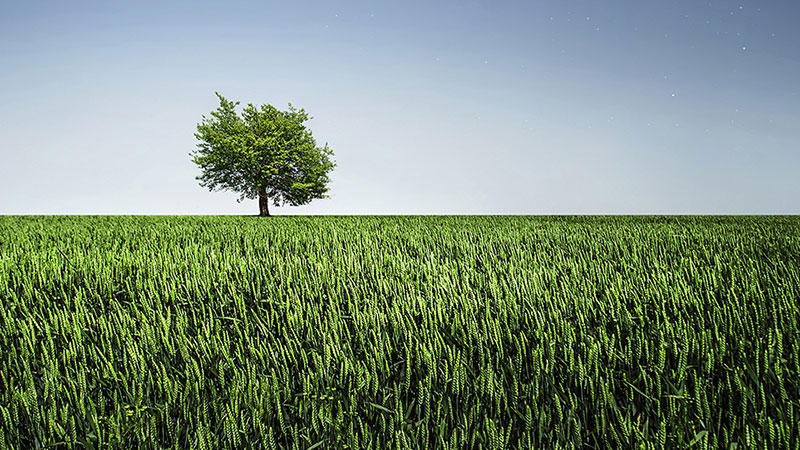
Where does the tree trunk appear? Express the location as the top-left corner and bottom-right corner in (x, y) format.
(258, 189), (270, 217)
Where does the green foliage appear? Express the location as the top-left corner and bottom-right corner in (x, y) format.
(0, 216), (799, 448)
(192, 93), (335, 209)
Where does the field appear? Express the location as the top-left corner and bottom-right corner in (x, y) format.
(0, 216), (798, 448)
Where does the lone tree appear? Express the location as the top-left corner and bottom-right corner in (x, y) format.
(192, 93), (335, 216)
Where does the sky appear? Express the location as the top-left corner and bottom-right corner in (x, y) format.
(1, 1), (799, 215)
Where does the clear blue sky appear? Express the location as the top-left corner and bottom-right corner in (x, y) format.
(1, 1), (798, 214)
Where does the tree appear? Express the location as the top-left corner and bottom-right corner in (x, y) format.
(192, 93), (335, 216)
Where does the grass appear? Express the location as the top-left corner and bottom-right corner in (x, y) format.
(0, 216), (798, 448)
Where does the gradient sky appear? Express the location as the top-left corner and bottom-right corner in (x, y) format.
(1, 1), (799, 214)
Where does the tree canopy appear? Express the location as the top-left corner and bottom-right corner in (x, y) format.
(192, 93), (335, 216)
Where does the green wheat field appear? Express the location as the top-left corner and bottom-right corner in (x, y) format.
(0, 216), (798, 449)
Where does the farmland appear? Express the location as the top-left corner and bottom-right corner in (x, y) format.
(0, 216), (798, 448)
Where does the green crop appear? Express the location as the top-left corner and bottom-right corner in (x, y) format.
(0, 216), (798, 448)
